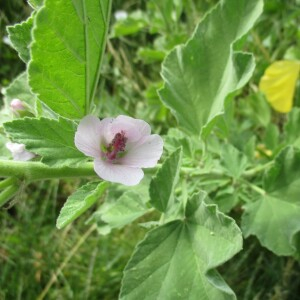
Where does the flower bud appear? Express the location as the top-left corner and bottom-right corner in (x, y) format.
(10, 99), (26, 111)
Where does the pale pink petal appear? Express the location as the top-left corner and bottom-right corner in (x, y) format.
(110, 115), (151, 142)
(10, 99), (25, 111)
(6, 142), (35, 161)
(94, 159), (144, 186)
(120, 134), (163, 168)
(13, 150), (35, 161)
(75, 115), (113, 158)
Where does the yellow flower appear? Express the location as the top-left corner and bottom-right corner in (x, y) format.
(259, 60), (300, 113)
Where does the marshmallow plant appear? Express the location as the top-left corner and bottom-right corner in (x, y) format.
(2, 0), (299, 299)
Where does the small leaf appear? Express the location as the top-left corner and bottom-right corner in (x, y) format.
(284, 107), (300, 148)
(56, 181), (108, 229)
(3, 117), (86, 167)
(149, 147), (182, 213)
(7, 13), (34, 63)
(93, 190), (149, 233)
(259, 60), (300, 113)
(221, 144), (248, 179)
(242, 147), (300, 256)
(158, 0), (263, 136)
(29, 0), (112, 119)
(120, 192), (242, 300)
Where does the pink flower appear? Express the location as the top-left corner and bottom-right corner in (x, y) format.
(6, 142), (35, 161)
(75, 115), (163, 186)
(10, 99), (26, 111)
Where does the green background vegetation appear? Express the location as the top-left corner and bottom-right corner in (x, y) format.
(1, 0), (300, 299)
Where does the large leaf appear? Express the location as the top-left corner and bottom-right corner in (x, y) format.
(120, 192), (242, 300)
(149, 147), (182, 213)
(29, 0), (112, 119)
(7, 14), (34, 63)
(158, 0), (263, 136)
(56, 181), (108, 229)
(3, 117), (86, 167)
(242, 147), (300, 256)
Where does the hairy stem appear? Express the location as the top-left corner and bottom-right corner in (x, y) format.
(0, 160), (96, 181)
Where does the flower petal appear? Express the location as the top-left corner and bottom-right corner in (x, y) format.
(75, 115), (113, 158)
(94, 159), (144, 186)
(110, 115), (151, 142)
(121, 134), (163, 168)
(13, 150), (35, 161)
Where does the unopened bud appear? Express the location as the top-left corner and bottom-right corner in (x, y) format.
(10, 99), (26, 111)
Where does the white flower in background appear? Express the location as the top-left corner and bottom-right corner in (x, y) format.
(10, 99), (26, 112)
(114, 10), (128, 21)
(75, 115), (163, 186)
(6, 142), (35, 161)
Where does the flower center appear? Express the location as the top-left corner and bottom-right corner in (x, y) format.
(104, 131), (127, 161)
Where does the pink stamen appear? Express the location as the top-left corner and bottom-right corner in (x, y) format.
(105, 131), (127, 161)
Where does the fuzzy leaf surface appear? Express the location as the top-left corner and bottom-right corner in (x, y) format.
(120, 192), (242, 300)
(57, 181), (108, 229)
(3, 117), (86, 167)
(158, 0), (263, 136)
(29, 0), (111, 119)
(242, 147), (300, 256)
(93, 190), (149, 234)
(7, 14), (34, 63)
(149, 147), (182, 212)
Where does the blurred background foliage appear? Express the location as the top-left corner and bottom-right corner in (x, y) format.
(1, 0), (300, 299)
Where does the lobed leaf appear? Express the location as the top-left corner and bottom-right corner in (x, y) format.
(57, 181), (108, 229)
(158, 0), (263, 136)
(7, 14), (34, 63)
(93, 190), (149, 234)
(3, 117), (86, 167)
(242, 147), (300, 256)
(120, 192), (242, 300)
(29, 0), (112, 119)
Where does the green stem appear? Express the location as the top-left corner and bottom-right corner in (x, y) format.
(0, 160), (96, 181)
(0, 177), (18, 190)
(0, 185), (19, 207)
(243, 161), (274, 178)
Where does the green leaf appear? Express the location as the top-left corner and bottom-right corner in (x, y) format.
(3, 117), (86, 167)
(2, 72), (37, 114)
(7, 14), (34, 63)
(284, 108), (300, 148)
(56, 181), (108, 229)
(29, 0), (112, 119)
(242, 147), (300, 256)
(221, 144), (248, 179)
(149, 148), (182, 213)
(120, 192), (242, 300)
(93, 190), (149, 234)
(158, 0), (263, 136)
(28, 0), (44, 9)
